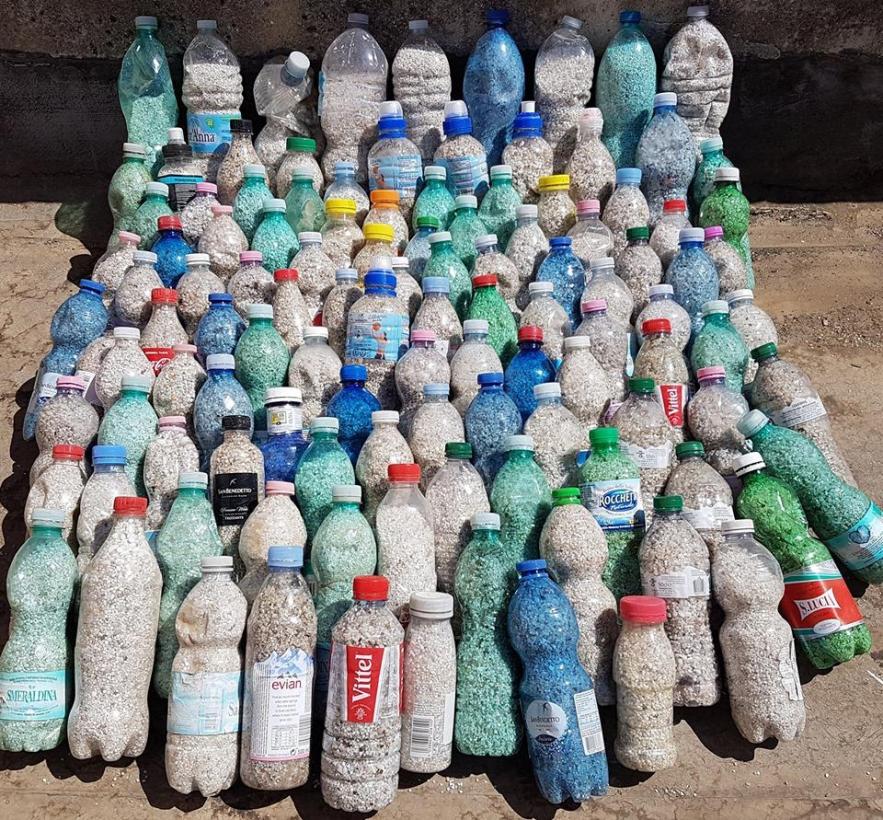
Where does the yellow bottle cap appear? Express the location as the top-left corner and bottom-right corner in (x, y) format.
(539, 174), (571, 192)
(326, 198), (357, 216)
(363, 223), (395, 243)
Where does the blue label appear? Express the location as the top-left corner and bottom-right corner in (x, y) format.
(435, 156), (489, 198)
(0, 670), (68, 721)
(168, 670), (242, 735)
(345, 310), (409, 363)
(187, 112), (237, 156)
(368, 155), (423, 196)
(581, 478), (644, 532)
(825, 502), (883, 571)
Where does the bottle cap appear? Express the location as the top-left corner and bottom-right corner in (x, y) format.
(654, 92), (677, 108)
(454, 194), (478, 209)
(428, 231), (453, 244)
(704, 225), (724, 240)
(737, 409), (770, 437)
(117, 230), (141, 245)
(487, 9), (510, 25)
(178, 471), (208, 489)
(340, 364), (368, 383)
(268, 545), (304, 569)
(145, 181), (169, 197)
(201, 555), (234, 572)
(113, 326), (140, 341)
(211, 204), (234, 216)
(121, 375), (151, 392)
(311, 416), (339, 433)
(620, 10), (641, 24)
(416, 215), (441, 230)
(371, 410), (400, 424)
(388, 462), (420, 482)
(133, 250), (158, 265)
(196, 19), (218, 29)
(243, 164), (267, 178)
(56, 375), (85, 391)
(577, 199), (602, 217)
(247, 303), (274, 320)
(364, 223), (395, 243)
(411, 329), (437, 344)
(563, 335), (592, 351)
(391, 257), (409, 271)
(31, 508), (67, 527)
(726, 288), (755, 304)
(620, 595), (667, 624)
(52, 444), (84, 461)
(589, 256), (615, 273)
(266, 480), (295, 496)
(649, 283), (674, 297)
(552, 487), (581, 506)
(688, 4), (711, 18)
(463, 319), (489, 334)
(335, 267), (357, 283)
(303, 326), (329, 340)
(347, 12), (370, 26)
(589, 426), (619, 447)
(560, 14), (583, 29)
(518, 325), (543, 343)
(700, 136), (724, 153)
(409, 591), (454, 619)
(751, 342), (778, 362)
(490, 165), (512, 179)
(663, 199), (687, 214)
(423, 165), (447, 181)
(533, 382), (561, 399)
(263, 198), (286, 213)
(239, 250), (263, 264)
(114, 496), (148, 515)
(158, 415), (187, 429)
(206, 353), (235, 370)
(580, 298), (608, 314)
(642, 318), (672, 335)
(505, 434), (534, 451)
(420, 276), (450, 294)
(298, 231), (322, 244)
(364, 270), (396, 292)
(472, 273), (497, 288)
(151, 287), (178, 305)
(516, 559), (548, 576)
(409, 19), (429, 31)
(696, 365), (726, 381)
(615, 167), (641, 186)
(353, 575), (389, 601)
(186, 253), (211, 266)
(332, 484), (362, 503)
(274, 268), (299, 282)
(221, 415), (251, 431)
(265, 386), (303, 404)
(423, 383), (449, 397)
(516, 204), (538, 219)
(676, 441), (705, 459)
(92, 444), (126, 465)
(195, 182), (217, 194)
(123, 142), (147, 156)
(334, 161), (356, 175)
(715, 167), (741, 183)
(379, 100), (404, 120)
(629, 377), (655, 394)
(549, 236), (572, 249)
(528, 281), (554, 296)
(229, 119), (253, 134)
(654, 494), (683, 512)
(721, 519), (754, 535)
(326, 198), (357, 216)
(477, 371), (504, 386)
(733, 452), (766, 476)
(474, 234), (499, 250)
(538, 174), (570, 192)
(701, 299), (729, 316)
(471, 511), (500, 530)
(283, 49), (310, 79)
(208, 292), (233, 304)
(679, 227), (706, 244)
(446, 441), (473, 459)
(370, 189), (400, 206)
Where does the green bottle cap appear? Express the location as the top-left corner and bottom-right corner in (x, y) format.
(653, 495), (683, 512)
(552, 487), (582, 506)
(417, 215), (441, 229)
(676, 441), (705, 459)
(629, 377), (655, 394)
(445, 441), (472, 459)
(589, 427), (619, 448)
(751, 342), (778, 362)
(286, 136), (317, 153)
(626, 226), (650, 241)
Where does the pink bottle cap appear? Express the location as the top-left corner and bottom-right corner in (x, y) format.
(581, 298), (608, 313)
(196, 182), (218, 194)
(576, 199), (601, 216)
(266, 481), (295, 496)
(173, 343), (198, 354)
(411, 329), (437, 343)
(117, 230), (141, 245)
(697, 365), (726, 381)
(704, 226), (724, 240)
(240, 250), (263, 263)
(211, 204), (233, 215)
(56, 375), (85, 391)
(158, 416), (188, 428)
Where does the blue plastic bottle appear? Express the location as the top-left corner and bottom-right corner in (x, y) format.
(325, 364), (382, 464)
(508, 559), (609, 803)
(193, 353), (254, 462)
(194, 292), (246, 361)
(635, 93), (696, 227)
(24, 280), (108, 440)
(260, 387), (309, 482)
(367, 101), (424, 210)
(150, 215), (194, 288)
(664, 226), (720, 336)
(504, 326), (556, 422)
(596, 11), (657, 168)
(464, 371), (522, 485)
(464, 10), (526, 166)
(536, 236), (585, 326)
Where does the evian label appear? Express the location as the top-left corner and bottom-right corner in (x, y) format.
(656, 383), (687, 428)
(780, 560), (864, 639)
(328, 642), (401, 724)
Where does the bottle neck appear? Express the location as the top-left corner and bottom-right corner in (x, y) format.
(480, 383), (504, 394)
(311, 430), (338, 443)
(518, 340), (542, 352)
(516, 216), (537, 227)
(716, 181), (739, 191)
(94, 462), (127, 474)
(472, 528), (500, 546)
(478, 244), (499, 255)
(304, 336), (327, 346)
(333, 500), (361, 512)
(627, 236), (648, 246)
(464, 331), (488, 342)
(342, 379), (367, 389)
(31, 524), (65, 538)
(250, 316), (273, 328)
(222, 429), (251, 443)
(178, 486), (206, 499)
(119, 388), (148, 401)
(210, 367), (235, 379)
(506, 449), (534, 464)
(698, 375), (726, 388)
(653, 508), (683, 522)
(431, 240), (453, 255)
(354, 598), (388, 611)
(535, 395), (561, 408)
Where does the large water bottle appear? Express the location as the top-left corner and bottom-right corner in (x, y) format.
(463, 9), (525, 166)
(182, 20), (244, 176)
(117, 16), (178, 170)
(319, 13), (389, 185)
(508, 559), (609, 803)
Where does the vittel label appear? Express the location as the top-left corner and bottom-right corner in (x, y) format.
(0, 671), (67, 721)
(825, 502), (883, 571)
(328, 642), (401, 724)
(581, 478), (644, 532)
(781, 560), (864, 638)
(656, 383), (687, 428)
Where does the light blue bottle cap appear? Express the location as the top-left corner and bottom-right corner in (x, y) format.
(92, 445), (126, 465)
(267, 545), (304, 568)
(616, 167), (642, 186)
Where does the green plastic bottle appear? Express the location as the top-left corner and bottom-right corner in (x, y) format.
(285, 169), (326, 236)
(234, 304), (290, 431)
(689, 136), (735, 217)
(423, 231), (472, 319)
(734, 452), (872, 668)
(490, 435), (552, 569)
(578, 426), (644, 600)
(233, 164), (274, 242)
(153, 471), (224, 698)
(108, 143), (153, 233)
(699, 167), (754, 285)
(449, 194), (488, 270)
(0, 508), (78, 751)
(412, 165), (456, 231)
(478, 165), (522, 248)
(294, 417), (356, 544)
(131, 182), (174, 249)
(738, 410), (883, 585)
(689, 300), (748, 392)
(454, 511), (522, 756)
(251, 198), (299, 273)
(466, 273), (519, 366)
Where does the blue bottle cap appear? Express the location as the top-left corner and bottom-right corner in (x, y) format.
(616, 167), (642, 186)
(267, 545), (304, 569)
(208, 292), (233, 304)
(334, 161), (356, 175)
(443, 115), (473, 137)
(478, 371), (504, 386)
(80, 279), (106, 296)
(517, 558), (548, 575)
(378, 115), (408, 138)
(364, 271), (397, 294)
(512, 111), (543, 137)
(620, 10), (641, 24)
(422, 276), (450, 294)
(423, 383), (450, 397)
(487, 9), (510, 25)
(92, 445), (126, 465)
(341, 364), (368, 382)
(549, 236), (572, 249)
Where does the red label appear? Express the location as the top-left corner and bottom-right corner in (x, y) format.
(780, 561), (864, 638)
(142, 346), (174, 375)
(657, 383), (687, 428)
(344, 645), (385, 723)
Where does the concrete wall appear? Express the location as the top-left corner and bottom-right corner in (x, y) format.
(2, 1), (882, 200)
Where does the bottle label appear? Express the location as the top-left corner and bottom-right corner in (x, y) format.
(434, 338), (450, 359)
(778, 641), (804, 702)
(656, 383), (687, 428)
(142, 346), (175, 376)
(573, 688), (605, 756)
(780, 560), (865, 638)
(268, 406), (303, 435)
(168, 670), (242, 735)
(145, 529), (159, 549)
(0, 670), (67, 721)
(213, 472), (259, 527)
(525, 699), (567, 743)
(158, 173), (203, 212)
(682, 501), (735, 531)
(315, 641), (332, 704)
(368, 155), (423, 197)
(187, 112), (236, 157)
(406, 691), (455, 760)
(327, 642), (401, 724)
(581, 477), (644, 533)
(435, 156), (489, 198)
(648, 566), (710, 599)
(37, 371), (62, 402)
(622, 440), (673, 470)
(825, 502), (883, 571)
(247, 648), (313, 762)
(770, 395), (827, 428)
(345, 311), (409, 363)
(74, 369), (103, 406)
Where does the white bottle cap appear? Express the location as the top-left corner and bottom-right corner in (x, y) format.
(133, 250), (157, 264)
(379, 100), (403, 119)
(248, 304), (274, 320)
(428, 231), (453, 244)
(167, 127), (185, 144)
(475, 234), (498, 250)
(263, 198), (286, 212)
(333, 484), (363, 502)
(471, 511), (500, 530)
(206, 353), (235, 370)
(561, 15), (583, 29)
(721, 519), (754, 535)
(409, 591), (454, 619)
(733, 452), (766, 476)
(145, 181), (169, 197)
(563, 335), (592, 351)
(311, 416), (339, 433)
(463, 319), (489, 334)
(202, 555), (234, 572)
(179, 471), (209, 488)
(391, 257), (409, 270)
(424, 165), (447, 180)
(701, 136), (724, 152)
(31, 508), (66, 527)
(265, 386), (303, 403)
(529, 281), (554, 296)
(348, 12), (370, 26)
(649, 283), (674, 297)
(372, 410), (400, 424)
(123, 142), (147, 156)
(244, 163), (267, 178)
(589, 256), (615, 273)
(505, 434), (534, 451)
(298, 231), (322, 244)
(715, 167), (741, 183)
(736, 409), (771, 438)
(520, 101), (536, 113)
(409, 19), (429, 31)
(490, 165), (512, 178)
(687, 5), (710, 19)
(445, 100), (468, 118)
(455, 194), (478, 209)
(654, 92), (678, 108)
(516, 204), (538, 219)
(121, 374), (151, 392)
(725, 289), (754, 303)
(186, 253), (211, 266)
(285, 51), (310, 80)
(679, 227), (706, 243)
(533, 382), (561, 399)
(701, 299), (729, 316)
(113, 326), (141, 340)
(135, 16), (158, 27)
(303, 326), (329, 339)
(335, 267), (358, 282)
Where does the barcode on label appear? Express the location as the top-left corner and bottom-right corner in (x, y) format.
(409, 714), (434, 758)
(298, 713), (311, 749)
(573, 689), (605, 756)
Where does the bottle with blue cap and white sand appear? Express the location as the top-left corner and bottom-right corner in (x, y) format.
(367, 100), (423, 221)
(502, 103), (554, 204)
(241, 544), (317, 790)
(602, 167), (651, 258)
(433, 100), (490, 199)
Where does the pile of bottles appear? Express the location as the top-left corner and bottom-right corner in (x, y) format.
(4, 6), (879, 812)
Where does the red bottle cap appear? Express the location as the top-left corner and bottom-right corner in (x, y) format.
(641, 318), (672, 336)
(388, 462), (421, 483)
(113, 496), (148, 516)
(151, 287), (178, 304)
(274, 268), (300, 282)
(52, 444), (84, 461)
(620, 595), (667, 624)
(518, 325), (543, 343)
(472, 274), (498, 288)
(662, 199), (687, 213)
(157, 215), (182, 231)
(353, 575), (390, 601)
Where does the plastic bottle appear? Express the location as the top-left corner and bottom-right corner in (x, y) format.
(252, 199), (299, 273)
(690, 136), (735, 216)
(193, 353), (253, 458)
(502, 103), (554, 204)
(537, 174), (576, 238)
(508, 559), (609, 803)
(231, 164), (272, 242)
(410, 277), (463, 365)
(405, 217), (439, 281)
(390, 257), (422, 321)
(153, 472), (224, 698)
(180, 182), (220, 244)
(94, 231), (141, 305)
(194, 293), (245, 361)
(665, 227), (720, 335)
(612, 595), (677, 772)
(454, 512), (522, 755)
(215, 119), (260, 205)
(689, 300), (748, 392)
(635, 93), (696, 227)
(109, 143), (153, 232)
(433, 101), (490, 199)
(727, 290), (777, 379)
(568, 199), (614, 270)
(174, 254), (223, 336)
(462, 276), (515, 370)
(92, 328), (153, 412)
(634, 318), (690, 433)
(582, 256), (634, 329)
(131, 182), (174, 249)
(367, 101), (423, 222)
(685, 365), (747, 480)
(326, 365), (382, 464)
(477, 166), (522, 249)
(321, 268), (361, 358)
(524, 383), (584, 491)
(465, 372), (522, 485)
(34, 377), (98, 478)
(651, 199), (691, 268)
(603, 168), (651, 258)
(0, 509), (78, 752)
(364, 189), (409, 253)
(449, 194), (487, 270)
(394, 330), (450, 437)
(596, 11), (657, 168)
(566, 108), (617, 206)
(156, 135), (204, 213)
(536, 236), (586, 327)
(635, 283), (692, 352)
(285, 171), (326, 237)
(699, 167), (754, 284)
(712, 519), (805, 743)
(24, 445), (84, 551)
(423, 231), (472, 318)
(287, 326), (342, 428)
(141, 288), (188, 373)
(67, 497), (162, 761)
(324, 161), (370, 224)
(276, 137), (324, 199)
(353, 223), (396, 282)
(519, 282), (571, 367)
(639, 495), (720, 706)
(198, 204), (249, 282)
(319, 13), (389, 184)
(257, 387), (306, 482)
(733, 452), (872, 668)
(557, 335), (612, 428)
(464, 9), (525, 166)
(534, 16), (594, 171)
(227, 250), (275, 320)
(661, 5), (734, 150)
(321, 199), (363, 268)
(407, 384), (464, 488)
(321, 575), (403, 811)
(143, 417), (201, 536)
(117, 16), (178, 169)
(448, 320), (502, 416)
(615, 226), (661, 320)
(505, 205), (550, 298)
(503, 326), (556, 421)
(291, 232), (336, 320)
(573, 300), (629, 403)
(412, 166), (457, 231)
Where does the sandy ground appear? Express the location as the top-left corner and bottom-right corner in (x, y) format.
(0, 187), (881, 819)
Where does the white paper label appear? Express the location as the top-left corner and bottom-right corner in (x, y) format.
(622, 440), (673, 469)
(682, 502), (735, 531)
(268, 405), (303, 435)
(779, 641), (804, 702)
(573, 688), (605, 756)
(406, 689), (455, 760)
(74, 369), (103, 406)
(525, 700), (567, 743)
(648, 566), (710, 599)
(770, 395), (827, 428)
(37, 371), (62, 401)
(434, 338), (450, 358)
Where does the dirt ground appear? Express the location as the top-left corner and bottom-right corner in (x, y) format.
(0, 186), (881, 819)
